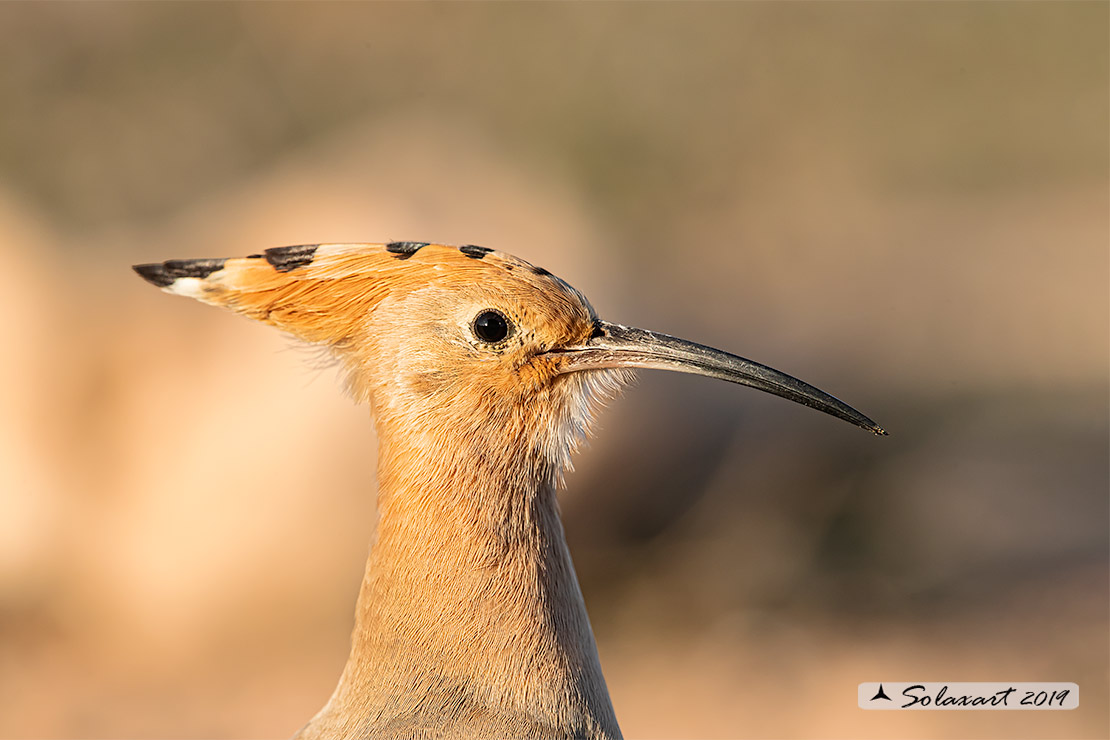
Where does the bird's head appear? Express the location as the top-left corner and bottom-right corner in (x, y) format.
(135, 242), (883, 486)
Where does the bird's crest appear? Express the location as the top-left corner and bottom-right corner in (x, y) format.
(134, 241), (589, 346)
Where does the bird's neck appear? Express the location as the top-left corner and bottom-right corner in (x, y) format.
(298, 414), (621, 739)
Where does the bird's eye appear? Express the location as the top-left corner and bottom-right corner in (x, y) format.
(472, 310), (512, 344)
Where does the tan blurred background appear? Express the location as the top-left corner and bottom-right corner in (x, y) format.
(0, 3), (1106, 738)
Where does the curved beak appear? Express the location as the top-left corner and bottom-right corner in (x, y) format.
(551, 321), (887, 435)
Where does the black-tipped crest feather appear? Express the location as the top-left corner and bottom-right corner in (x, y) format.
(265, 245), (319, 272)
(132, 258), (227, 287)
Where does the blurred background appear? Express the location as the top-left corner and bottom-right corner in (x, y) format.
(0, 3), (1106, 738)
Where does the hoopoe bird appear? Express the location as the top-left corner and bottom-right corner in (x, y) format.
(134, 242), (885, 739)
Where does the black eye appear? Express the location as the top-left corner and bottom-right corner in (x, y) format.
(472, 310), (511, 343)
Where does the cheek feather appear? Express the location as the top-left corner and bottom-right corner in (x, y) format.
(539, 368), (633, 478)
(515, 356), (556, 395)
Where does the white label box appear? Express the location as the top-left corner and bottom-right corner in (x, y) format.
(858, 682), (1079, 710)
